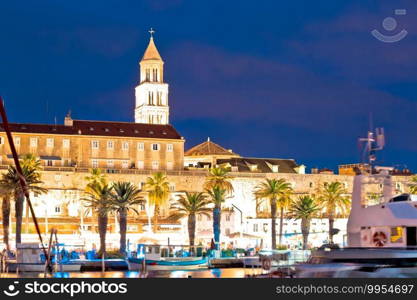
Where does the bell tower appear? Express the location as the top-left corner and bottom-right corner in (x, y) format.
(134, 29), (169, 124)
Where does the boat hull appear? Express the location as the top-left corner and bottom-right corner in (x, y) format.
(14, 263), (81, 272)
(127, 257), (208, 271)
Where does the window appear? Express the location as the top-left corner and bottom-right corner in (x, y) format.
(391, 227), (403, 243)
(30, 137), (38, 147)
(122, 160), (129, 169)
(91, 159), (99, 168)
(396, 182), (403, 192)
(107, 160), (114, 168)
(62, 139), (70, 149)
(167, 161), (174, 170)
(151, 143), (160, 151)
(226, 214), (231, 222)
(198, 215), (202, 221)
(127, 225), (138, 232)
(137, 160), (144, 170)
(0, 137), (4, 145)
(137, 142), (144, 151)
(122, 141), (129, 151)
(225, 228), (230, 236)
(14, 137), (20, 146)
(47, 160), (53, 166)
(152, 161), (159, 170)
(167, 144), (173, 152)
(309, 182), (314, 188)
(107, 141), (114, 150)
(253, 224), (258, 232)
(169, 184), (175, 192)
(91, 140), (99, 149)
(55, 206), (61, 213)
(46, 138), (54, 148)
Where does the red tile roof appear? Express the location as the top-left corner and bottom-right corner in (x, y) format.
(0, 120), (183, 140)
(185, 140), (239, 156)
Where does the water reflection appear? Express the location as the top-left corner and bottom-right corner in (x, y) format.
(1, 268), (266, 278)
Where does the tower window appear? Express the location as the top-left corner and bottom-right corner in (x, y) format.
(145, 69), (150, 81)
(153, 69), (158, 82)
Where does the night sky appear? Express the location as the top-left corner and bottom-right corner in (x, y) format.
(1, 1), (417, 172)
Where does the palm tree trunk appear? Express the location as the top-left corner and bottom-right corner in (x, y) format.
(98, 213), (108, 255)
(153, 206), (159, 233)
(213, 204), (221, 250)
(301, 218), (310, 250)
(25, 202), (29, 234)
(15, 192), (24, 246)
(329, 216), (334, 244)
(270, 201), (277, 250)
(278, 206), (284, 246)
(188, 213), (196, 247)
(119, 209), (127, 254)
(2, 195), (11, 252)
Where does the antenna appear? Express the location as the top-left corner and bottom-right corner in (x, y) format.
(358, 127), (385, 172)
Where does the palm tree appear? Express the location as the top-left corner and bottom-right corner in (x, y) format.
(204, 166), (234, 193)
(206, 186), (227, 250)
(287, 195), (320, 250)
(110, 182), (144, 254)
(85, 168), (106, 188)
(144, 172), (170, 232)
(0, 183), (12, 252)
(408, 176), (417, 194)
(82, 182), (113, 255)
(19, 154), (43, 235)
(170, 192), (211, 247)
(254, 178), (293, 249)
(2, 164), (46, 246)
(318, 182), (350, 244)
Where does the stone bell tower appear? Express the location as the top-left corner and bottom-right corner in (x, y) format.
(134, 29), (169, 125)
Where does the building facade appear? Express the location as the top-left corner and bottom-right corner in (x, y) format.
(0, 33), (414, 250)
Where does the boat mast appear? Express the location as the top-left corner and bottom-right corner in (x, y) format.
(0, 96), (52, 272)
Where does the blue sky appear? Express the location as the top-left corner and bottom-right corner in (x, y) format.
(1, 0), (416, 171)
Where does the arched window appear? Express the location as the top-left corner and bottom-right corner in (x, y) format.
(145, 69), (150, 81)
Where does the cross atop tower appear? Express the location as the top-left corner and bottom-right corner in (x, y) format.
(149, 28), (155, 38)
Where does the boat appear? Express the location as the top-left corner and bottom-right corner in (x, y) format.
(14, 243), (82, 272)
(127, 244), (208, 271)
(295, 128), (417, 278)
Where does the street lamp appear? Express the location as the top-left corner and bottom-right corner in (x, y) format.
(231, 204), (243, 245)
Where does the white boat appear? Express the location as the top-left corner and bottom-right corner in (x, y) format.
(15, 262), (82, 272)
(295, 129), (417, 278)
(127, 244), (208, 271)
(14, 243), (81, 272)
